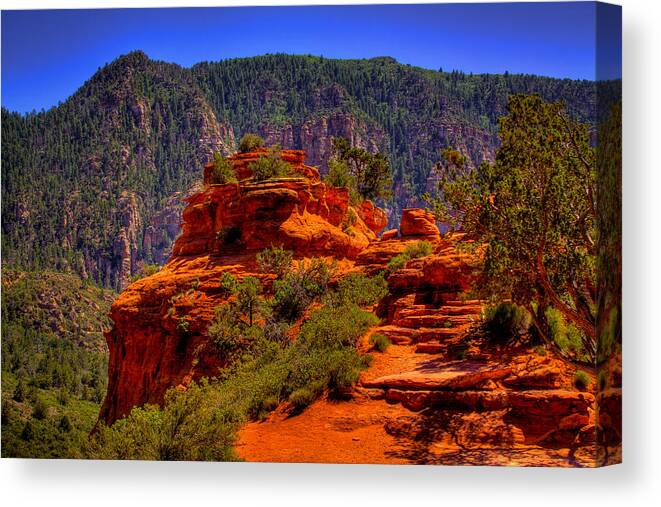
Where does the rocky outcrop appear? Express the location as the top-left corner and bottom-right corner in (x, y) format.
(400, 208), (440, 238)
(177, 149), (387, 259)
(353, 236), (600, 465)
(99, 149), (387, 425)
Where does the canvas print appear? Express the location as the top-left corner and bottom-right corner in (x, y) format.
(1, 2), (621, 466)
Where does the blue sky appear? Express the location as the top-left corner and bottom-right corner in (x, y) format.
(1, 2), (621, 114)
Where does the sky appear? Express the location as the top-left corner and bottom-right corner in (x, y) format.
(1, 2), (621, 114)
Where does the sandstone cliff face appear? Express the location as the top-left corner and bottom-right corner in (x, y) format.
(259, 111), (385, 173)
(99, 149), (387, 424)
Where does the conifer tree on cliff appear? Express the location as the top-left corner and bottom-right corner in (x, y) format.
(426, 94), (598, 361)
(328, 137), (392, 201)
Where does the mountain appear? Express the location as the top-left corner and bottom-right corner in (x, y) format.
(1, 50), (619, 290)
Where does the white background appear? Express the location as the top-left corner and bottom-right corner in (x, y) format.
(1, 0), (659, 505)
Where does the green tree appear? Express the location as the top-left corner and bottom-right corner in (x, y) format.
(59, 415), (73, 433)
(235, 276), (262, 327)
(32, 397), (49, 420)
(238, 133), (265, 152)
(426, 94), (597, 360)
(596, 102), (622, 362)
(330, 137), (392, 201)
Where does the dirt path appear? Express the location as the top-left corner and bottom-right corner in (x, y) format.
(237, 339), (416, 464)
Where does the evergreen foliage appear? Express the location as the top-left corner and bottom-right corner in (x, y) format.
(329, 137), (392, 201)
(256, 245), (294, 278)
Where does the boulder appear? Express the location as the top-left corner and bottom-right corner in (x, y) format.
(400, 208), (440, 237)
(380, 229), (398, 241)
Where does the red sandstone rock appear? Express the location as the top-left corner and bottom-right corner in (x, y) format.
(363, 361), (513, 391)
(380, 229), (398, 241)
(387, 252), (476, 292)
(99, 149), (389, 425)
(173, 174), (383, 259)
(357, 200), (388, 235)
(399, 208), (440, 237)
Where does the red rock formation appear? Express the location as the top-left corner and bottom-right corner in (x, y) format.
(99, 149), (386, 425)
(400, 208), (440, 237)
(173, 180), (384, 259)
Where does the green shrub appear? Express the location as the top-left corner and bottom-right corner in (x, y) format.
(235, 276), (262, 326)
(573, 370), (591, 391)
(369, 333), (391, 352)
(545, 307), (590, 362)
(324, 159), (362, 205)
(345, 208), (358, 227)
(298, 304), (378, 350)
(57, 387), (70, 406)
(208, 305), (243, 357)
(483, 302), (531, 343)
(360, 354), (374, 368)
(271, 277), (311, 322)
(598, 306), (619, 362)
(88, 381), (239, 461)
(248, 149), (293, 181)
(209, 308), (262, 361)
(262, 319), (290, 345)
(386, 241), (433, 275)
(219, 272), (238, 293)
(272, 258), (334, 322)
(324, 158), (354, 188)
(253, 395), (279, 420)
(131, 263), (160, 282)
(256, 245), (293, 278)
(209, 152), (237, 184)
(21, 421), (35, 441)
(387, 253), (409, 273)
(13, 380), (27, 402)
(238, 133), (265, 153)
(403, 240), (433, 259)
(177, 317), (190, 334)
(288, 387), (317, 410)
(58, 415), (72, 433)
(334, 272), (388, 307)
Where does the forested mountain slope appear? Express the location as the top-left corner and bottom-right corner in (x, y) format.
(1, 51), (619, 289)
